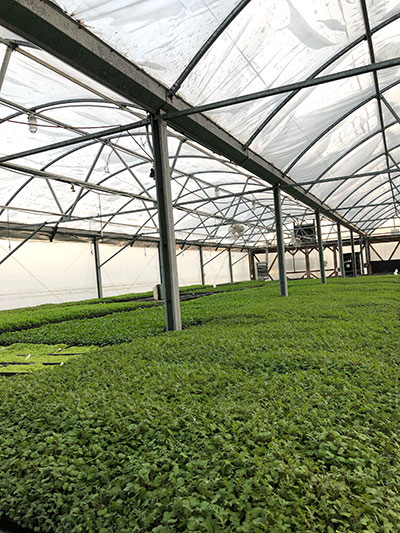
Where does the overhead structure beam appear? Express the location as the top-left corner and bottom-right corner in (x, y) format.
(164, 59), (400, 120)
(0, 118), (149, 163)
(0, 162), (157, 202)
(0, 0), (366, 236)
(151, 115), (181, 331)
(273, 186), (288, 297)
(315, 212), (326, 284)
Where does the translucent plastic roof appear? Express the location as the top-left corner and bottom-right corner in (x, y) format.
(0, 0), (399, 246)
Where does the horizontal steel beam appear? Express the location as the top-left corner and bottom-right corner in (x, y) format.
(0, 0), (366, 236)
(0, 118), (149, 163)
(164, 58), (400, 120)
(0, 221), (256, 250)
(174, 186), (272, 207)
(1, 162), (157, 202)
(285, 169), (400, 188)
(335, 202), (396, 211)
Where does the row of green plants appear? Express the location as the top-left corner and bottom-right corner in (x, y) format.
(0, 281), (264, 334)
(0, 276), (399, 531)
(0, 300), (157, 334)
(0, 343), (94, 373)
(0, 277), (396, 348)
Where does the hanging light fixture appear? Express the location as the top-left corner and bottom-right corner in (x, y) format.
(27, 113), (38, 134)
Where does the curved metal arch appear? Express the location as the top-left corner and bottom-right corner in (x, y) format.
(47, 154), (271, 235)
(244, 12), (400, 149)
(364, 207), (398, 233)
(302, 120), (397, 201)
(360, 203), (398, 233)
(170, 174), (272, 207)
(285, 93), (376, 176)
(0, 135), (110, 218)
(0, 125), (158, 221)
(325, 159), (398, 214)
(0, 97), (141, 125)
(9, 40), (145, 116)
(318, 143), (400, 215)
(285, 77), (400, 176)
(318, 144), (400, 206)
(346, 189), (397, 224)
(169, 0), (252, 96)
(339, 180), (399, 228)
(358, 205), (397, 232)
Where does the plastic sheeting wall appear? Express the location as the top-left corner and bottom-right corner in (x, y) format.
(0, 239), (250, 310)
(369, 241), (400, 262)
(257, 245), (348, 280)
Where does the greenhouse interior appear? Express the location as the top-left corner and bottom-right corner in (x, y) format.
(0, 0), (399, 531)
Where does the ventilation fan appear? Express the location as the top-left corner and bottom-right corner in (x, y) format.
(230, 223), (245, 237)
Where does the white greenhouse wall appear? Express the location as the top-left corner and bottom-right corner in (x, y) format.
(0, 239), (97, 309)
(369, 241), (400, 261)
(176, 247), (202, 287)
(0, 239), (250, 310)
(99, 243), (160, 297)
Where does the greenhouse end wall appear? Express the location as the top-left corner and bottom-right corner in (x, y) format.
(0, 239), (250, 310)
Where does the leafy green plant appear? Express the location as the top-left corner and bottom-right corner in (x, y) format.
(0, 276), (399, 531)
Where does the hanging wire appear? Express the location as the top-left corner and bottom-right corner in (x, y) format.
(127, 130), (152, 160)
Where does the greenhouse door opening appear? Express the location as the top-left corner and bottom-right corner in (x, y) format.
(344, 252), (361, 277)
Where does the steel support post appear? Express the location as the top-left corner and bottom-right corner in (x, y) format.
(93, 237), (103, 299)
(273, 186), (288, 296)
(199, 245), (205, 285)
(365, 239), (372, 274)
(315, 211), (326, 284)
(359, 235), (365, 275)
(228, 248), (233, 283)
(337, 223), (345, 278)
(350, 229), (357, 277)
(248, 250), (255, 280)
(151, 115), (181, 331)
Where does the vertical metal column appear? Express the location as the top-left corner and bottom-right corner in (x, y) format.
(151, 115), (182, 331)
(359, 235), (365, 276)
(337, 223), (345, 278)
(248, 249), (255, 280)
(333, 245), (338, 277)
(350, 229), (357, 277)
(199, 245), (205, 285)
(228, 248), (233, 283)
(273, 185), (288, 296)
(315, 211), (326, 284)
(365, 239), (372, 274)
(93, 237), (103, 299)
